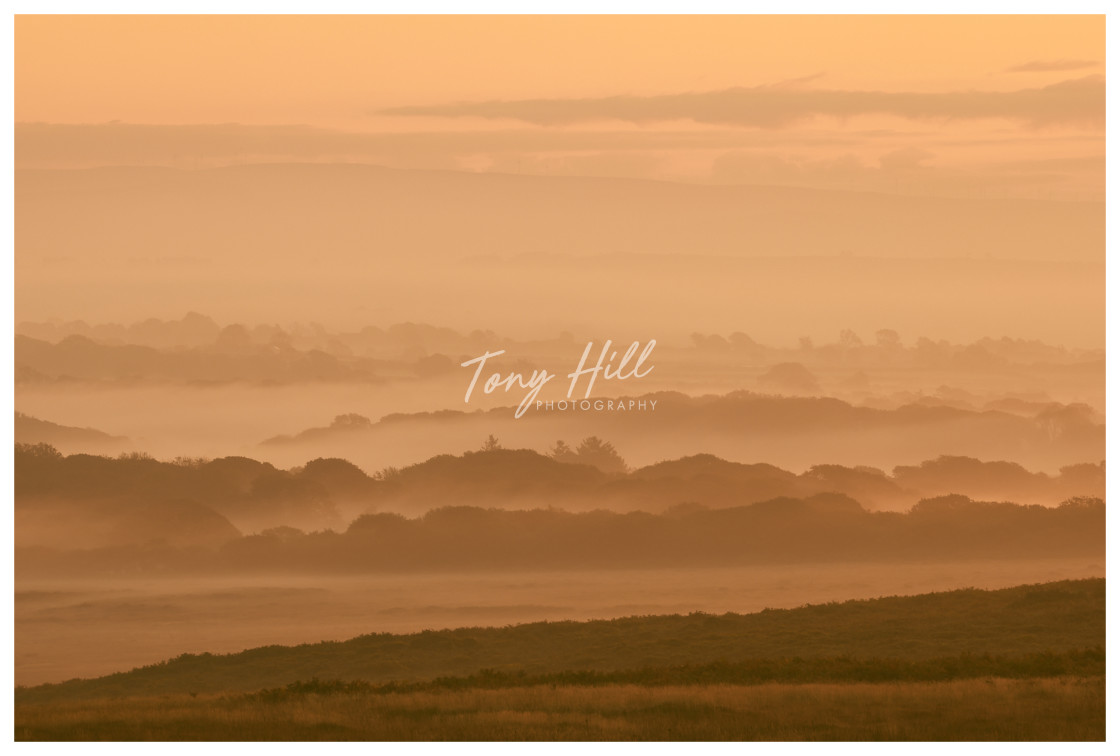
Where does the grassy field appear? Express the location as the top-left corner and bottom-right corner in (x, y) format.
(17, 578), (1105, 703)
(15, 677), (1104, 741)
(14, 578), (1105, 740)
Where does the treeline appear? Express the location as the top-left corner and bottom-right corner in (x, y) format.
(264, 393), (1104, 474)
(14, 332), (456, 384)
(160, 494), (1106, 571)
(16, 441), (1104, 527)
(16, 312), (1102, 373)
(16, 442), (340, 535)
(689, 330), (1102, 370)
(16, 313), (501, 357)
(17, 479), (1103, 576)
(13, 443), (1106, 555)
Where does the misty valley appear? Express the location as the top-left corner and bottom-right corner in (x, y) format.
(12, 40), (1107, 737)
(12, 311), (1107, 741)
(13, 314), (1106, 678)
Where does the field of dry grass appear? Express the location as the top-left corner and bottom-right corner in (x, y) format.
(16, 579), (1105, 741)
(15, 676), (1104, 741)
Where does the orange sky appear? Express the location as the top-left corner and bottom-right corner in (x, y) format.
(16, 15), (1103, 126)
(13, 15), (1106, 199)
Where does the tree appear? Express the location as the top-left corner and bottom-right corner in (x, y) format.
(15, 442), (62, 460)
(838, 329), (863, 348)
(481, 434), (502, 452)
(330, 413), (372, 430)
(548, 440), (577, 463)
(875, 329), (902, 349)
(575, 436), (627, 474)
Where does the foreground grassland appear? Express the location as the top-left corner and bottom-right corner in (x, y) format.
(15, 579), (1105, 740)
(17, 578), (1105, 703)
(15, 677), (1104, 741)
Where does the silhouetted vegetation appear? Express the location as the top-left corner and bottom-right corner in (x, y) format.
(243, 647), (1104, 697)
(549, 436), (628, 473)
(15, 442), (354, 535)
(17, 490), (1104, 575)
(15, 442), (1104, 575)
(16, 313), (1104, 382)
(262, 389), (1104, 477)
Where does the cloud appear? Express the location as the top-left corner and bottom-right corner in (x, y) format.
(376, 77), (1104, 129)
(14, 122), (873, 169)
(13, 121), (1102, 200)
(1007, 59), (1099, 73)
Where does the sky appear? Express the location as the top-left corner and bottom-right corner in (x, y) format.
(14, 15), (1105, 199)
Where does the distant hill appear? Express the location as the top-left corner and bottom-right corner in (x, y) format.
(260, 392), (1105, 481)
(15, 442), (345, 535)
(14, 578), (1104, 703)
(14, 412), (131, 454)
(17, 493), (240, 551)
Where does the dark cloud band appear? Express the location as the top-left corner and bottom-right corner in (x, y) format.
(377, 77), (1104, 129)
(1007, 59), (1099, 73)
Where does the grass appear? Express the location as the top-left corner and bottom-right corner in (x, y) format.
(16, 578), (1105, 704)
(283, 648), (1106, 691)
(14, 578), (1106, 741)
(15, 677), (1104, 741)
